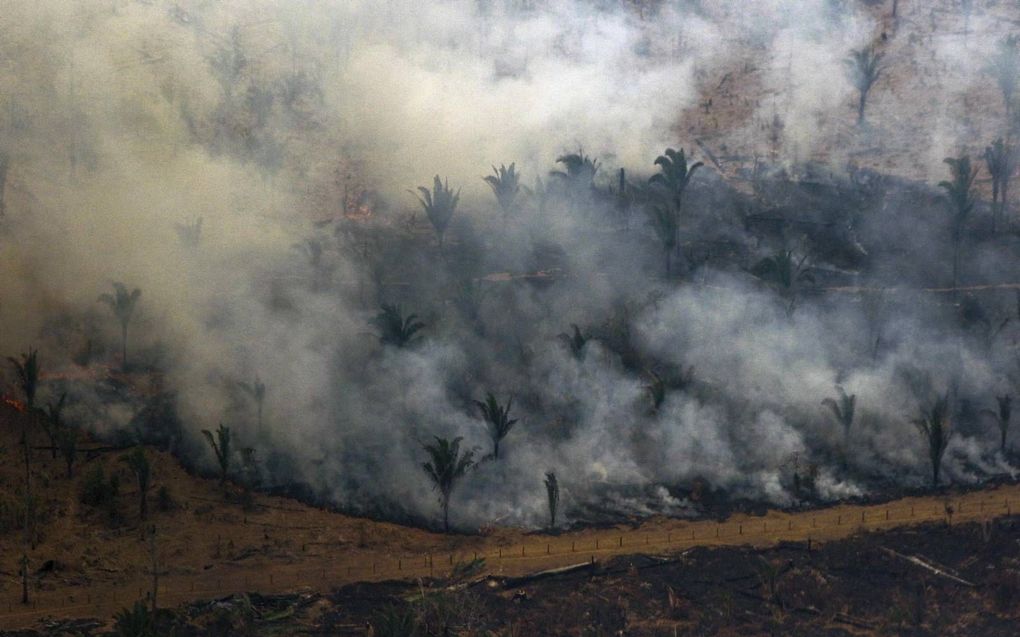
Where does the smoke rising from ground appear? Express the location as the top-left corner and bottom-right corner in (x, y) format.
(1, 0), (1018, 529)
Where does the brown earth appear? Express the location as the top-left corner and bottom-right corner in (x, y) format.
(1, 403), (1018, 631)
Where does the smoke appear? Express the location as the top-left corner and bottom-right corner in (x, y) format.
(1, 0), (1018, 530)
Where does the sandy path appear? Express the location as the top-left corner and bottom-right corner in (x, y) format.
(2, 483), (1018, 629)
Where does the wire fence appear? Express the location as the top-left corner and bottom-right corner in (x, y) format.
(1, 489), (1016, 627)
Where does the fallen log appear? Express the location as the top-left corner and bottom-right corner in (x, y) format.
(880, 548), (975, 586)
(492, 561), (595, 588)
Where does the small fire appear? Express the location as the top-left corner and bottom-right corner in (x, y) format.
(3, 396), (26, 413)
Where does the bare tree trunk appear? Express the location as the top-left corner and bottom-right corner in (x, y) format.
(442, 496), (450, 533)
(121, 323), (128, 369)
(20, 553), (28, 605)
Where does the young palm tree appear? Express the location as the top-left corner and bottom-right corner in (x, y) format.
(421, 436), (475, 532)
(984, 138), (1013, 232)
(983, 394), (1012, 453)
(913, 394), (953, 488)
(121, 447), (151, 520)
(649, 148), (702, 265)
(411, 175), (460, 249)
(550, 151), (599, 196)
(557, 324), (590, 358)
(483, 163), (522, 218)
(57, 427), (77, 479)
(371, 304), (425, 348)
(7, 348), (40, 410)
(751, 250), (815, 313)
(645, 202), (678, 275)
(822, 387), (857, 465)
(239, 375), (267, 435)
(845, 46), (885, 126)
(43, 393), (67, 459)
(474, 392), (519, 460)
(939, 155), (979, 296)
(645, 371), (667, 412)
(544, 471), (559, 530)
(98, 282), (141, 369)
(202, 424), (232, 485)
(8, 348), (39, 552)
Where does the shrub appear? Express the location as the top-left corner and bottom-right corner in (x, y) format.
(80, 465), (120, 519)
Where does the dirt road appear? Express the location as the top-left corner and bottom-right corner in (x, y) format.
(2, 483), (1019, 629)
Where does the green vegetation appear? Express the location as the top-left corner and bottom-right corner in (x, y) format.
(984, 138), (1013, 232)
(202, 424), (233, 485)
(557, 324), (590, 358)
(483, 163), (522, 218)
(7, 348), (40, 410)
(422, 436), (475, 532)
(372, 303), (426, 348)
(544, 471), (559, 529)
(822, 386), (857, 464)
(912, 394), (953, 488)
(80, 465), (121, 519)
(412, 175), (460, 248)
(648, 147), (702, 271)
(846, 46), (885, 126)
(473, 392), (519, 460)
(939, 155), (978, 295)
(121, 447), (152, 521)
(983, 394), (1012, 453)
(99, 282), (142, 369)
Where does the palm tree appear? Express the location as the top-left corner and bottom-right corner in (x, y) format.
(645, 371), (667, 412)
(982, 394), (1012, 453)
(43, 393), (67, 459)
(550, 151), (599, 198)
(121, 447), (151, 520)
(371, 304), (425, 348)
(483, 163), (522, 218)
(939, 155), (979, 297)
(985, 35), (1020, 120)
(57, 427), (77, 479)
(239, 375), (267, 436)
(751, 250), (815, 313)
(822, 387), (856, 465)
(99, 282), (141, 369)
(544, 471), (559, 530)
(557, 324), (590, 358)
(984, 138), (1013, 232)
(845, 46), (885, 126)
(912, 394), (953, 488)
(649, 148), (702, 266)
(645, 202), (678, 275)
(474, 392), (519, 459)
(7, 348), (40, 410)
(174, 217), (203, 248)
(202, 424), (232, 485)
(421, 436), (475, 532)
(7, 348), (39, 551)
(411, 175), (460, 249)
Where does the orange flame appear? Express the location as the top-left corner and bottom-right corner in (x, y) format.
(3, 396), (26, 413)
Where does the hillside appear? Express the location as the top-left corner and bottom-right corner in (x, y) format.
(2, 403), (1020, 632)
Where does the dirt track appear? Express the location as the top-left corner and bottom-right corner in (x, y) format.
(2, 483), (1019, 629)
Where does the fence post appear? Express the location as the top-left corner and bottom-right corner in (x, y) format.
(618, 537), (622, 548)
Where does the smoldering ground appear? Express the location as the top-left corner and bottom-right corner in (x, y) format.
(0, 0), (1018, 530)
